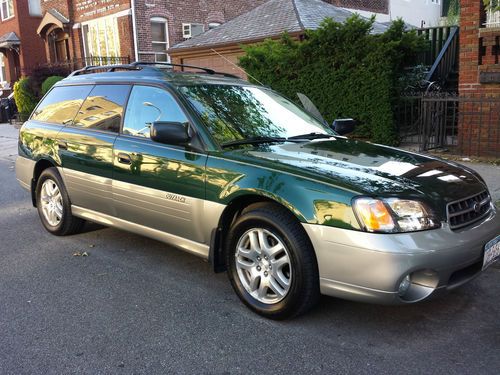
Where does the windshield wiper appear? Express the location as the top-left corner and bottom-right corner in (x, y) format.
(287, 132), (336, 140)
(221, 136), (288, 148)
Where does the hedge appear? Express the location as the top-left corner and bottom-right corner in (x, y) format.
(42, 76), (65, 95)
(13, 77), (37, 121)
(239, 16), (426, 145)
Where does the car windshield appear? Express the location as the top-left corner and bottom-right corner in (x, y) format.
(179, 84), (334, 146)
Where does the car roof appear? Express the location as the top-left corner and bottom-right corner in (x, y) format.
(56, 63), (251, 88)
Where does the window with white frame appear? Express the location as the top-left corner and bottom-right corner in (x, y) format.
(151, 17), (169, 62)
(28, 0), (42, 16)
(0, 53), (6, 87)
(82, 15), (121, 61)
(1, 0), (14, 20)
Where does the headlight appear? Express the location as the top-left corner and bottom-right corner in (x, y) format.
(353, 198), (440, 233)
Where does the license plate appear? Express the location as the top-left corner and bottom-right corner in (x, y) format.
(483, 235), (500, 270)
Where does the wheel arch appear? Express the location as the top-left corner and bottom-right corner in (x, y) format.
(209, 193), (308, 273)
(31, 158), (58, 206)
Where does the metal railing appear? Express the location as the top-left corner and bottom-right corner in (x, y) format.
(425, 27), (459, 87)
(416, 26), (457, 66)
(485, 8), (500, 28)
(397, 93), (500, 158)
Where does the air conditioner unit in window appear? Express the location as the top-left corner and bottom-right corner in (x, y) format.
(182, 23), (204, 39)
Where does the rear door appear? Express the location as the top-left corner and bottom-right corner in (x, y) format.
(112, 85), (208, 243)
(56, 84), (131, 215)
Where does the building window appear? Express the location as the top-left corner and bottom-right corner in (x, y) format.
(82, 15), (121, 62)
(182, 23), (204, 39)
(0, 0), (14, 20)
(28, 0), (42, 16)
(430, 0), (440, 4)
(151, 17), (169, 62)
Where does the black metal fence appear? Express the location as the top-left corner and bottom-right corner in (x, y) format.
(397, 93), (500, 158)
(24, 56), (131, 75)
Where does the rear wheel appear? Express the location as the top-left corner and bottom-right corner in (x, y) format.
(226, 203), (320, 319)
(36, 167), (85, 236)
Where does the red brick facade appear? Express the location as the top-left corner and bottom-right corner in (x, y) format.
(0, 0), (47, 88)
(458, 0), (500, 158)
(134, 0), (268, 62)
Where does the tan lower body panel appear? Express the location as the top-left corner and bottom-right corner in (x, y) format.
(71, 205), (211, 259)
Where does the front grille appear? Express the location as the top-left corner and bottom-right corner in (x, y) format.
(447, 191), (492, 230)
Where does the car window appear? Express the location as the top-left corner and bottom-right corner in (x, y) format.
(73, 85), (131, 133)
(122, 85), (188, 138)
(31, 85), (93, 125)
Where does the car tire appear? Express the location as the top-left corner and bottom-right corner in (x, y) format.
(35, 167), (85, 236)
(226, 202), (320, 319)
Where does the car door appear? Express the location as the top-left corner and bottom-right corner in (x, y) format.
(112, 85), (208, 243)
(56, 84), (131, 215)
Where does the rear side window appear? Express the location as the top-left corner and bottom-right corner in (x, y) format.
(73, 85), (131, 133)
(32, 85), (93, 125)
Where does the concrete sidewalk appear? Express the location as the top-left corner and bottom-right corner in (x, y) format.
(0, 123), (19, 162)
(1, 122), (498, 202)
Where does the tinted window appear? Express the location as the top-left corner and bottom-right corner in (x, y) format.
(123, 86), (188, 138)
(32, 85), (93, 125)
(73, 85), (131, 133)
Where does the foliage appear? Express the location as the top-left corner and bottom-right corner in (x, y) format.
(484, 0), (500, 12)
(42, 76), (64, 95)
(239, 16), (427, 145)
(443, 0), (460, 26)
(13, 77), (37, 121)
(29, 65), (70, 98)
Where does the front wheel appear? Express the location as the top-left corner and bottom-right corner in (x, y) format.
(226, 203), (320, 319)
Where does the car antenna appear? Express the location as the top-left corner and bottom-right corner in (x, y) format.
(210, 48), (265, 86)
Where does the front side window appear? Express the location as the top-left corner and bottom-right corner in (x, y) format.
(73, 85), (131, 133)
(32, 85), (93, 125)
(180, 85), (331, 145)
(123, 86), (188, 138)
(1, 0), (14, 20)
(151, 17), (169, 62)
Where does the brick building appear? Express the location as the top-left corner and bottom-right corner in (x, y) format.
(458, 0), (500, 157)
(0, 0), (47, 90)
(37, 0), (134, 66)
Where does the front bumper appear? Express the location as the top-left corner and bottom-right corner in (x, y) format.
(303, 207), (500, 304)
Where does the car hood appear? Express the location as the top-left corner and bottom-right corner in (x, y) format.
(222, 138), (487, 217)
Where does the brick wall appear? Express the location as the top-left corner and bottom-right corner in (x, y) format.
(458, 0), (500, 158)
(0, 0), (48, 84)
(325, 0), (389, 14)
(134, 0), (267, 61)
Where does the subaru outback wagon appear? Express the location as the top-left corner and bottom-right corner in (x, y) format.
(16, 62), (500, 319)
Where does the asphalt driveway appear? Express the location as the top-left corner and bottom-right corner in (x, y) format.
(0, 124), (499, 374)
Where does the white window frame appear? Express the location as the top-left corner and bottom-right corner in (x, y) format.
(0, 0), (14, 21)
(151, 17), (170, 62)
(182, 23), (204, 39)
(81, 13), (121, 60)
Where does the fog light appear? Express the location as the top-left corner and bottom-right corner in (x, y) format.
(398, 275), (411, 296)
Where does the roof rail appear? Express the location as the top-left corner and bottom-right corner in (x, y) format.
(130, 61), (241, 79)
(68, 64), (142, 77)
(67, 61), (242, 80)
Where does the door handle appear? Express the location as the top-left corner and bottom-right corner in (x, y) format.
(117, 153), (132, 165)
(58, 141), (68, 150)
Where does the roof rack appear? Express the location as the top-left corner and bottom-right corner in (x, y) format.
(130, 61), (242, 79)
(68, 64), (142, 77)
(67, 61), (242, 80)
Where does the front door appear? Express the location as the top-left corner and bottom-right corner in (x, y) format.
(112, 85), (208, 243)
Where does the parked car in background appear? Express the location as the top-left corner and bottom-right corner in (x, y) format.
(16, 63), (500, 319)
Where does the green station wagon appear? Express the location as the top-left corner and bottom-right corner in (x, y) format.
(16, 63), (500, 319)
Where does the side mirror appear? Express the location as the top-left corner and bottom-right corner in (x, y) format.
(150, 121), (190, 146)
(332, 118), (356, 136)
